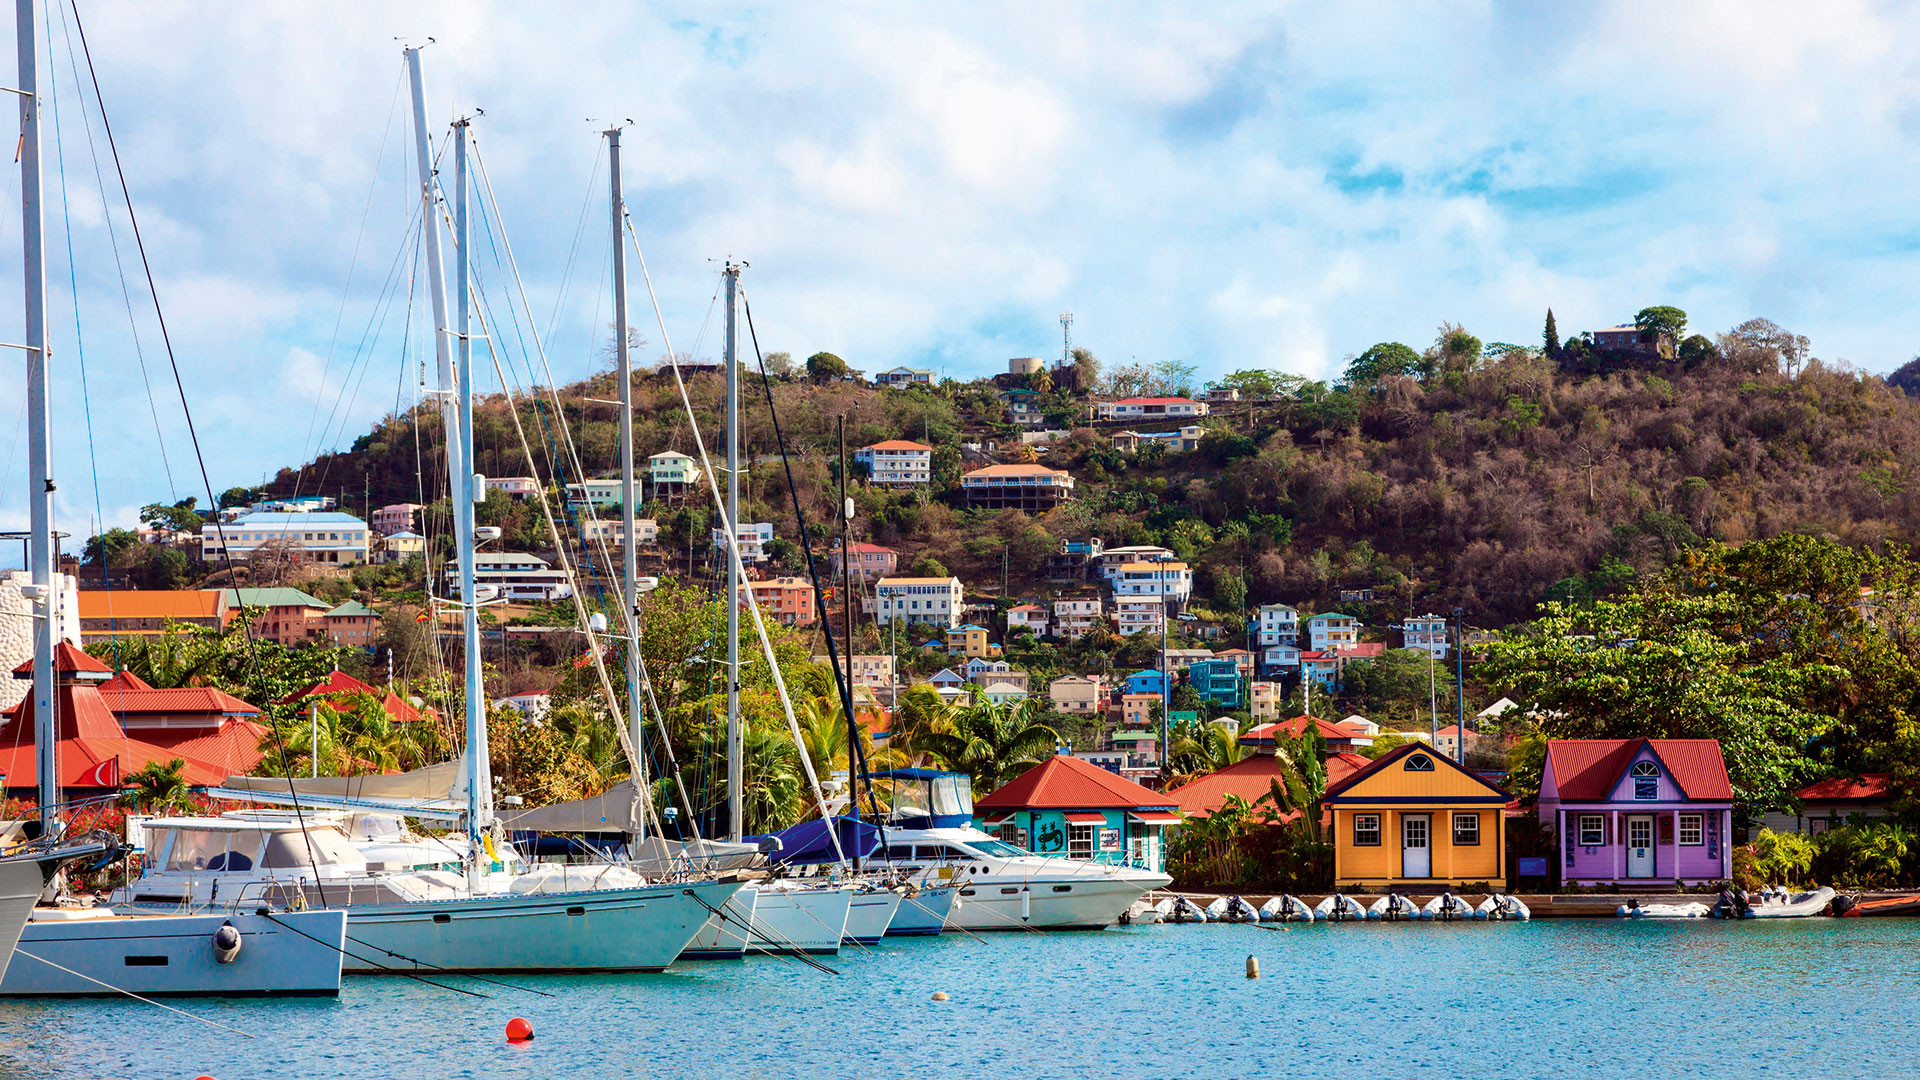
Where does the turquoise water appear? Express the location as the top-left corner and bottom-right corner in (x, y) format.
(3, 919), (1916, 1079)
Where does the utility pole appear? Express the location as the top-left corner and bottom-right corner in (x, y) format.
(17, 0), (57, 836)
(1454, 605), (1467, 764)
(609, 125), (646, 844)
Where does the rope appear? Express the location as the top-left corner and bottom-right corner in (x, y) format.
(12, 949), (257, 1035)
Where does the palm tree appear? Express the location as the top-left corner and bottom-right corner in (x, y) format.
(912, 698), (1059, 794)
(1167, 721), (1244, 787)
(119, 758), (192, 814)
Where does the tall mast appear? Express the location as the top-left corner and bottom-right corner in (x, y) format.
(17, 0), (56, 836)
(608, 127), (645, 843)
(723, 262), (742, 841)
(405, 48), (489, 863)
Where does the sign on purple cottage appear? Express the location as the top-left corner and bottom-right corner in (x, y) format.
(1517, 857), (1548, 877)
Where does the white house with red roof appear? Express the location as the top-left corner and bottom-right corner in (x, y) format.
(1005, 603), (1049, 637)
(973, 752), (1179, 871)
(1095, 397), (1210, 420)
(1761, 773), (1896, 835)
(853, 440), (933, 485)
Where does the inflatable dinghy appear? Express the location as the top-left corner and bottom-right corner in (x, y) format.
(1420, 893), (1473, 921)
(1260, 895), (1314, 922)
(1313, 894), (1365, 921)
(1476, 894), (1531, 920)
(1367, 893), (1419, 921)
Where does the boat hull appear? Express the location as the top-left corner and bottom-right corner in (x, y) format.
(1, 909), (346, 997)
(0, 858), (45, 982)
(342, 880), (743, 973)
(844, 890), (902, 944)
(746, 885), (849, 956)
(886, 885), (956, 936)
(951, 876), (1159, 931)
(680, 886), (756, 961)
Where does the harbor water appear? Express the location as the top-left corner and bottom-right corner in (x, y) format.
(3, 918), (1915, 1079)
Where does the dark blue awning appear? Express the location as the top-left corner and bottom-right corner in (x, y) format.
(746, 816), (881, 865)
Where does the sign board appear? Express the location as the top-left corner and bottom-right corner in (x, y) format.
(1098, 828), (1121, 852)
(1517, 857), (1548, 877)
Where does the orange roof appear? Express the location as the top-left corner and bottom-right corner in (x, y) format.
(278, 670), (435, 725)
(1168, 752), (1369, 819)
(101, 684), (259, 718)
(862, 440), (932, 452)
(76, 589), (223, 622)
(1240, 715), (1352, 743)
(975, 753), (1172, 810)
(0, 682), (238, 788)
(962, 464), (1070, 478)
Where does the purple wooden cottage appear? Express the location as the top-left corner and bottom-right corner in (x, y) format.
(1536, 739), (1733, 885)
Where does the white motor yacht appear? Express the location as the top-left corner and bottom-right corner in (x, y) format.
(861, 771), (1170, 931)
(111, 813), (746, 973)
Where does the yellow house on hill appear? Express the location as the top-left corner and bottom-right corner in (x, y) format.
(1323, 741), (1511, 889)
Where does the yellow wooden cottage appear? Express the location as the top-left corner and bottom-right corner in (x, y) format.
(1323, 741), (1512, 888)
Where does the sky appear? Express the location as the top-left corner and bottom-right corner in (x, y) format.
(0, 0), (1918, 546)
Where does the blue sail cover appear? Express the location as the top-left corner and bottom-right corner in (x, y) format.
(747, 816), (882, 865)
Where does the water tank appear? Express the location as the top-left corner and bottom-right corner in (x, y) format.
(1008, 356), (1043, 375)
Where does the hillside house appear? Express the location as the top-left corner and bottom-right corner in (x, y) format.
(854, 440), (933, 485)
(1006, 604), (1049, 638)
(1186, 658), (1243, 709)
(1046, 538), (1104, 583)
(220, 588), (333, 648)
(1305, 613), (1359, 652)
(1255, 604), (1299, 647)
(946, 625), (1001, 659)
(1261, 644), (1301, 673)
(201, 512), (370, 565)
(712, 523), (775, 563)
(1048, 675), (1106, 715)
(1249, 681), (1282, 721)
(1111, 561), (1192, 606)
(1111, 598), (1164, 636)
(483, 476), (541, 501)
(960, 464), (1076, 510)
(1052, 596), (1104, 640)
(829, 542), (897, 580)
(648, 451), (703, 495)
(580, 518), (659, 547)
(876, 576), (965, 628)
(740, 577), (818, 626)
(566, 478), (622, 510)
(445, 552), (574, 602)
(1591, 323), (1675, 358)
(1096, 397), (1209, 421)
(371, 503), (424, 536)
(1401, 613), (1450, 659)
(1761, 774), (1896, 835)
(377, 531), (427, 565)
(873, 366), (933, 388)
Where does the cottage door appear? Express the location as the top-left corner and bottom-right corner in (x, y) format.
(1401, 814), (1431, 878)
(1625, 814), (1655, 878)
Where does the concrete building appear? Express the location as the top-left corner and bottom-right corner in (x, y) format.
(959, 464), (1076, 510)
(201, 512), (370, 565)
(372, 503), (425, 536)
(376, 531), (427, 565)
(1095, 397), (1209, 421)
(815, 654), (895, 691)
(1093, 545), (1177, 581)
(1111, 561), (1193, 606)
(740, 577), (818, 626)
(445, 552), (574, 602)
(1111, 598), (1164, 637)
(873, 366), (933, 388)
(946, 624), (1001, 659)
(220, 588), (333, 648)
(483, 476), (541, 501)
(875, 576), (965, 628)
(77, 590), (226, 644)
(648, 451), (703, 492)
(1052, 595), (1104, 640)
(581, 518), (659, 547)
(854, 440), (933, 485)
(1306, 613), (1360, 653)
(1249, 680), (1283, 721)
(1402, 613), (1450, 660)
(829, 542), (898, 581)
(712, 523), (775, 564)
(566, 478), (623, 510)
(1048, 675), (1106, 716)
(1006, 604), (1049, 638)
(1255, 603), (1300, 647)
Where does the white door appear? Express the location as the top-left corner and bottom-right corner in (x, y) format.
(1401, 814), (1431, 878)
(1626, 815), (1654, 878)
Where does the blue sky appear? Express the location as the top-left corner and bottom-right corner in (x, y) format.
(0, 0), (1917, 544)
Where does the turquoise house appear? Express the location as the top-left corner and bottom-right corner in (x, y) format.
(973, 753), (1179, 873)
(1186, 658), (1244, 708)
(1121, 669), (1169, 697)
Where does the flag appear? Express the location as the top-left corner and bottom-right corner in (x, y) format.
(415, 609), (431, 624)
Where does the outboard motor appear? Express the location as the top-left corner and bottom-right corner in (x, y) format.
(1831, 894), (1857, 917)
(212, 922), (242, 965)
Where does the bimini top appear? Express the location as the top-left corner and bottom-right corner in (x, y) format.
(746, 816), (881, 865)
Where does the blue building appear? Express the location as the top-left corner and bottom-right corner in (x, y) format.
(1186, 658), (1244, 709)
(1121, 669), (1169, 697)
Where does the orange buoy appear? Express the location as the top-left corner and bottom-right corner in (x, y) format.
(193, 1075), (217, 1080)
(506, 1017), (534, 1041)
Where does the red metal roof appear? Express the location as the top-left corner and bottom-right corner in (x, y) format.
(1240, 715), (1352, 743)
(144, 721), (271, 779)
(1543, 739), (1733, 802)
(278, 669), (434, 725)
(101, 685), (259, 718)
(1111, 397), (1198, 406)
(11, 642), (112, 678)
(975, 753), (1172, 810)
(1168, 752), (1370, 818)
(0, 683), (240, 788)
(1796, 773), (1892, 802)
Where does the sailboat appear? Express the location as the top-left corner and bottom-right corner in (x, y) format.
(0, 0), (345, 997)
(108, 46), (745, 975)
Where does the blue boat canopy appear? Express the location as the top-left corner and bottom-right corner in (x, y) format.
(746, 816), (881, 865)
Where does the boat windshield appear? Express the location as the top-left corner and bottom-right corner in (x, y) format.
(162, 829), (262, 873)
(259, 827), (369, 873)
(931, 774), (974, 818)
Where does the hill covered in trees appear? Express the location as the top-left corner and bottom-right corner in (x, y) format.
(100, 311), (1920, 634)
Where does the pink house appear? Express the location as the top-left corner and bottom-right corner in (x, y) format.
(1535, 738), (1733, 886)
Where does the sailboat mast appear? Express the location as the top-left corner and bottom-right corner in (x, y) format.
(724, 262), (742, 842)
(451, 119), (490, 851)
(16, 0), (56, 835)
(608, 127), (646, 843)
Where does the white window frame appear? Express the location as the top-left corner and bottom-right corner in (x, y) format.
(1578, 814), (1606, 847)
(1353, 813), (1381, 847)
(1677, 813), (1704, 846)
(1452, 812), (1481, 847)
(1067, 824), (1095, 859)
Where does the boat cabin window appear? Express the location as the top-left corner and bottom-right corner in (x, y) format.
(1630, 761), (1660, 800)
(258, 827), (369, 873)
(162, 829), (260, 873)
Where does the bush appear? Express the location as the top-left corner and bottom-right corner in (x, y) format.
(1731, 846), (1762, 892)
(1751, 828), (1816, 886)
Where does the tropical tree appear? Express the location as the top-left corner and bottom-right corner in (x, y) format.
(912, 698), (1059, 794)
(119, 759), (192, 814)
(1166, 720), (1243, 787)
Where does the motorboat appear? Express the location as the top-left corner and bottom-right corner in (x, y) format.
(1476, 894), (1531, 920)
(1838, 894), (1920, 917)
(886, 882), (957, 936)
(1259, 895), (1313, 922)
(3, 907), (345, 996)
(856, 771), (1170, 931)
(1314, 894), (1365, 921)
(1368, 893), (1419, 921)
(1712, 885), (1835, 919)
(1421, 893), (1473, 921)
(1168, 895), (1209, 923)
(1213, 895), (1260, 923)
(1119, 898), (1163, 925)
(1617, 898), (1710, 918)
(1150, 897), (1177, 922)
(111, 813), (747, 973)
